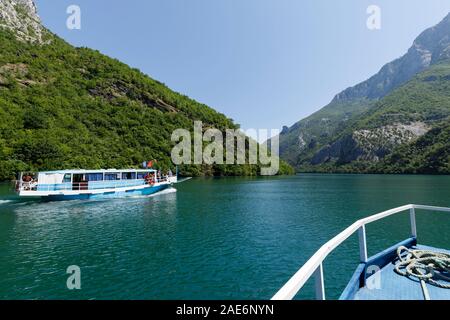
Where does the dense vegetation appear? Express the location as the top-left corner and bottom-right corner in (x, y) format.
(0, 29), (293, 180)
(298, 121), (449, 174)
(355, 62), (450, 129)
(374, 122), (449, 174)
(278, 98), (375, 165)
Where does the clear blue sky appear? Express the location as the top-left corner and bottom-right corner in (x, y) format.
(35, 0), (450, 132)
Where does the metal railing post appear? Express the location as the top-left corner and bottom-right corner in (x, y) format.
(358, 225), (368, 263)
(314, 263), (325, 300)
(410, 207), (417, 238)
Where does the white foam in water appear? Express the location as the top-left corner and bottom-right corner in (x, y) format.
(125, 187), (176, 199)
(154, 188), (177, 196)
(134, 187), (177, 199)
(0, 200), (12, 205)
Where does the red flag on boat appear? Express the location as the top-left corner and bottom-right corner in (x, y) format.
(147, 160), (157, 168)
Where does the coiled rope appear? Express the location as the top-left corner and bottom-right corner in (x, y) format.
(394, 246), (450, 289)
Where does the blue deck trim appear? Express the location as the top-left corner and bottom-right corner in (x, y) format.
(36, 180), (148, 191)
(339, 263), (365, 300)
(88, 180), (146, 190)
(339, 237), (417, 300)
(44, 184), (169, 201)
(37, 183), (72, 191)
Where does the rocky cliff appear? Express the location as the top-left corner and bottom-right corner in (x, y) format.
(0, 0), (47, 43)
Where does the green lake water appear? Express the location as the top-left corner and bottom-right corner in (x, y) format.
(0, 174), (449, 300)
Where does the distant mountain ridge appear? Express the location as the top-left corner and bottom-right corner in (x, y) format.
(309, 60), (450, 172)
(277, 12), (450, 174)
(335, 12), (450, 102)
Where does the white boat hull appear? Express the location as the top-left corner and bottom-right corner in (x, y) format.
(19, 181), (174, 201)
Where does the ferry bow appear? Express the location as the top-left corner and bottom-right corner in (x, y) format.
(272, 204), (450, 300)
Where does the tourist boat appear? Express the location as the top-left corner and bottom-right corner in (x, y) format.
(272, 204), (450, 300)
(15, 169), (178, 201)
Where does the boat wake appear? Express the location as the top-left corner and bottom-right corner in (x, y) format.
(132, 187), (177, 199)
(0, 187), (178, 209)
(175, 177), (192, 184)
(0, 199), (37, 207)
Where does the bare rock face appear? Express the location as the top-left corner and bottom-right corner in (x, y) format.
(311, 122), (431, 165)
(0, 0), (47, 43)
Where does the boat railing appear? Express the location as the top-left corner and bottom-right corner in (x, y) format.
(15, 180), (38, 191)
(271, 204), (450, 300)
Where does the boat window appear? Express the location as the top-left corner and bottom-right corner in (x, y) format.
(105, 173), (120, 181)
(137, 172), (150, 179)
(122, 172), (136, 180)
(63, 174), (72, 183)
(73, 174), (84, 183)
(86, 173), (104, 181)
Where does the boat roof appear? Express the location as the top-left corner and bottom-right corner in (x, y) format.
(35, 169), (158, 175)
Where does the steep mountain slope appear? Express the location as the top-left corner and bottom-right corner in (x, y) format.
(278, 12), (450, 170)
(0, 1), (293, 180)
(304, 60), (450, 172)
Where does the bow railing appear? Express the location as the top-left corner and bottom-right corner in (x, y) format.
(271, 204), (450, 300)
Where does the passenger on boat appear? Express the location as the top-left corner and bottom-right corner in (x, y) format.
(144, 173), (155, 185)
(21, 175), (36, 191)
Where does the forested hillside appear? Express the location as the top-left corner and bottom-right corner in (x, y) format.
(0, 2), (293, 180)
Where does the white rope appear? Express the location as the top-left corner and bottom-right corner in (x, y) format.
(394, 246), (450, 289)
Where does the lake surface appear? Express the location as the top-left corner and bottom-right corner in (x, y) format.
(0, 174), (449, 300)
